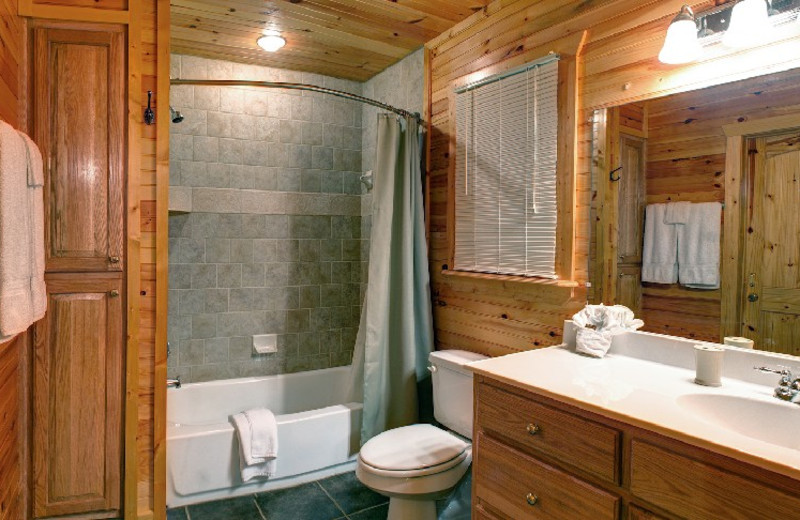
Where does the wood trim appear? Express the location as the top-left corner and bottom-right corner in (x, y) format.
(124, 0), (142, 516)
(424, 45), (432, 242)
(555, 54), (579, 282)
(441, 269), (580, 290)
(19, 2), (130, 23)
(153, 0), (170, 517)
(722, 113), (800, 137)
(594, 107), (620, 304)
(720, 136), (745, 340)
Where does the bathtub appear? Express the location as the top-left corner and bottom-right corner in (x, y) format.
(167, 366), (362, 507)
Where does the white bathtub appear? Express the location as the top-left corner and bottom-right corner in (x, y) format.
(167, 366), (362, 507)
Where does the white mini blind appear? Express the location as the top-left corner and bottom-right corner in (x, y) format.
(454, 56), (559, 278)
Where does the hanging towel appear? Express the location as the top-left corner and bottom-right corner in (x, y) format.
(642, 203), (678, 284)
(0, 121), (34, 339)
(231, 408), (278, 481)
(571, 304), (644, 358)
(664, 201), (691, 225)
(18, 131), (46, 321)
(677, 202), (721, 289)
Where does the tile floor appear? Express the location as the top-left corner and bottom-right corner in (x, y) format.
(167, 470), (471, 520)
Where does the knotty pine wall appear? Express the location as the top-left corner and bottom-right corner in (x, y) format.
(425, 0), (800, 356)
(640, 67), (800, 342)
(0, 2), (25, 518)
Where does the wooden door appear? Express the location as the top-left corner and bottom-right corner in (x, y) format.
(32, 22), (125, 273)
(32, 275), (123, 518)
(615, 134), (645, 315)
(742, 131), (800, 355)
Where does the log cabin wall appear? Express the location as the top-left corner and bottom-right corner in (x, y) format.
(640, 68), (800, 342)
(425, 0), (800, 357)
(0, 3), (27, 519)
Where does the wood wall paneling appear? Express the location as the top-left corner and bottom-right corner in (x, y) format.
(0, 335), (24, 520)
(0, 0), (23, 126)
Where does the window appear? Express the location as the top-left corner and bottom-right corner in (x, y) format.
(454, 56), (559, 278)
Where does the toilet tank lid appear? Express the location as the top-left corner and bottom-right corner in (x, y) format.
(429, 349), (488, 375)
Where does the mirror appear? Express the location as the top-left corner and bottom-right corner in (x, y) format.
(590, 67), (800, 357)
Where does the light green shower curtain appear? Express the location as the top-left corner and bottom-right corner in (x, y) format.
(350, 113), (434, 444)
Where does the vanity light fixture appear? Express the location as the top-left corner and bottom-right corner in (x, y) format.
(658, 5), (702, 64)
(722, 0), (771, 47)
(257, 30), (286, 52)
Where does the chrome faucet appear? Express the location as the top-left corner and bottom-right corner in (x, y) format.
(167, 376), (182, 389)
(753, 366), (800, 403)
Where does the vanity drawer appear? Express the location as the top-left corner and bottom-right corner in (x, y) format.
(475, 433), (620, 520)
(631, 441), (800, 520)
(477, 382), (620, 483)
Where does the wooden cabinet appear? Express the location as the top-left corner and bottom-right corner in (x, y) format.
(32, 275), (123, 518)
(473, 376), (800, 520)
(32, 21), (125, 273)
(28, 20), (126, 520)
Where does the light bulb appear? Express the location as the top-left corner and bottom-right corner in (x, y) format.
(722, 0), (770, 48)
(659, 5), (701, 64)
(257, 31), (286, 52)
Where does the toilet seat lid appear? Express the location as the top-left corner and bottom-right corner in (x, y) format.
(360, 424), (468, 472)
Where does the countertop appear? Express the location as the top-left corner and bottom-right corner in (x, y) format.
(469, 342), (800, 480)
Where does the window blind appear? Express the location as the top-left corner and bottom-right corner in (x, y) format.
(454, 57), (559, 278)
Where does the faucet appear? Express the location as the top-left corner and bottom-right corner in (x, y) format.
(753, 366), (800, 403)
(167, 376), (181, 389)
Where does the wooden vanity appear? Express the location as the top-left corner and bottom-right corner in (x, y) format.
(472, 374), (800, 520)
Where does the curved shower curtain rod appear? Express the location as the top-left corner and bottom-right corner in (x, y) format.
(170, 78), (423, 123)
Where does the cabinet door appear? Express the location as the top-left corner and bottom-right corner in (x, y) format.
(32, 22), (125, 273)
(32, 274), (123, 518)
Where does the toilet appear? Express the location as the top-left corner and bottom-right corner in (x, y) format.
(356, 350), (487, 520)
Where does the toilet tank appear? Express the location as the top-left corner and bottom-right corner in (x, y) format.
(429, 349), (488, 439)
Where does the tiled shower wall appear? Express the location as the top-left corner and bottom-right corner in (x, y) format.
(360, 49), (425, 268)
(167, 55), (365, 383)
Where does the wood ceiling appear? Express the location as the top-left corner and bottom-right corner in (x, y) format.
(171, 0), (491, 81)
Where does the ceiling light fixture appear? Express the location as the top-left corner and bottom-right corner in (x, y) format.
(722, 0), (771, 47)
(658, 5), (702, 64)
(257, 30), (286, 52)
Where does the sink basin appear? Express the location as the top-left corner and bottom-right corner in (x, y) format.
(676, 393), (800, 450)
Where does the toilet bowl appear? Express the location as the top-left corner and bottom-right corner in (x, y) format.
(355, 350), (487, 520)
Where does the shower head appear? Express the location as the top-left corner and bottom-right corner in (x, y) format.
(170, 106), (184, 123)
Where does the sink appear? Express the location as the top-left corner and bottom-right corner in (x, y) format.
(676, 393), (800, 450)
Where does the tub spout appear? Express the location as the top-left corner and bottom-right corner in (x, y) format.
(167, 376), (182, 389)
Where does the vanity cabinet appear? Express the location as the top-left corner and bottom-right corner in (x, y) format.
(473, 376), (800, 520)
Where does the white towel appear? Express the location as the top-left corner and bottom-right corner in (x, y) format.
(18, 132), (46, 321)
(677, 202), (721, 289)
(0, 121), (34, 339)
(232, 408), (278, 481)
(664, 201), (691, 224)
(572, 304), (644, 358)
(642, 203), (678, 284)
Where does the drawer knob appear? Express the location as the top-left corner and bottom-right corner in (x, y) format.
(109, 290), (120, 297)
(526, 423), (541, 435)
(109, 256), (120, 264)
(526, 493), (539, 506)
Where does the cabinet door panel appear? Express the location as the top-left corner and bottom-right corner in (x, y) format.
(33, 23), (124, 273)
(475, 433), (619, 520)
(33, 274), (122, 518)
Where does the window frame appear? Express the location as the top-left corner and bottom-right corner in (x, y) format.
(446, 54), (579, 285)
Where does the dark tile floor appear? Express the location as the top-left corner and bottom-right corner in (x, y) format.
(167, 471), (388, 520)
(168, 470), (471, 520)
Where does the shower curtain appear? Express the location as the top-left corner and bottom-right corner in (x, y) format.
(349, 113), (434, 444)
